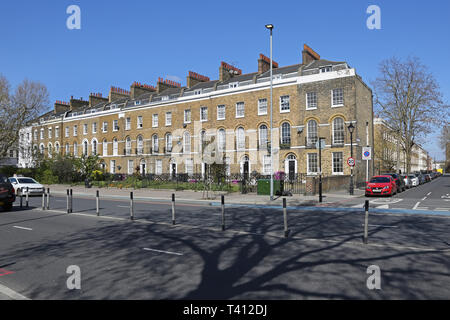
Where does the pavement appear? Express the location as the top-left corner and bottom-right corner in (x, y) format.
(42, 183), (365, 207)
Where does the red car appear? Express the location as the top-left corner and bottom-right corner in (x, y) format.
(365, 175), (397, 197)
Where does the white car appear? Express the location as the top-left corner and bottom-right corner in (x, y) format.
(407, 175), (420, 187)
(8, 177), (44, 196)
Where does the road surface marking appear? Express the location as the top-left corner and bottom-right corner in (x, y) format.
(427, 192), (432, 196)
(362, 224), (398, 228)
(417, 207), (429, 210)
(0, 268), (15, 276)
(413, 202), (421, 210)
(376, 205), (389, 209)
(117, 205), (130, 208)
(13, 226), (32, 231)
(352, 204), (363, 208)
(422, 197), (427, 201)
(435, 208), (450, 212)
(0, 283), (30, 300)
(143, 248), (183, 256)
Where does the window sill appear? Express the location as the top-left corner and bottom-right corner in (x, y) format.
(306, 107), (317, 111)
(258, 112), (268, 116)
(331, 104), (344, 108)
(217, 118), (225, 121)
(332, 172), (344, 175)
(280, 109), (290, 114)
(235, 116), (245, 119)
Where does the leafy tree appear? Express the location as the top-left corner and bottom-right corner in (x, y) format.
(74, 154), (101, 181)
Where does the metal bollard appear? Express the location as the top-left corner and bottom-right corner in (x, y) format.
(66, 189), (70, 213)
(171, 193), (176, 225)
(46, 188), (50, 210)
(130, 192), (134, 221)
(221, 195), (225, 231)
(42, 188), (46, 210)
(20, 189), (23, 208)
(70, 189), (73, 213)
(363, 200), (369, 244)
(283, 198), (290, 238)
(96, 190), (100, 216)
(26, 187), (29, 208)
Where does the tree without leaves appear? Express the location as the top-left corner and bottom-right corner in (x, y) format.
(439, 124), (450, 150)
(0, 74), (49, 159)
(372, 56), (449, 174)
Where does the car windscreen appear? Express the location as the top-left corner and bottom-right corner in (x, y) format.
(370, 177), (390, 183)
(17, 178), (37, 184)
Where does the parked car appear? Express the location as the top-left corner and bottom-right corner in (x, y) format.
(408, 175), (420, 187)
(8, 177), (44, 196)
(0, 174), (16, 211)
(425, 174), (432, 182)
(401, 174), (412, 189)
(414, 173), (426, 185)
(366, 175), (398, 197)
(382, 173), (406, 192)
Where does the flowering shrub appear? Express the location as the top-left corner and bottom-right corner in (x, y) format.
(274, 171), (285, 180)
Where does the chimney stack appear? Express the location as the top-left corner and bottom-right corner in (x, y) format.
(54, 100), (71, 114)
(302, 44), (320, 65)
(156, 77), (181, 94)
(69, 96), (89, 111)
(219, 61), (242, 82)
(89, 92), (108, 108)
(258, 54), (279, 74)
(186, 71), (210, 88)
(109, 86), (131, 103)
(130, 82), (157, 99)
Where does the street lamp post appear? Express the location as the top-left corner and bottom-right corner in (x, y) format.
(265, 24), (274, 201)
(348, 123), (355, 195)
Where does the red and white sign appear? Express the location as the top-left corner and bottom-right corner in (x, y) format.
(347, 157), (355, 167)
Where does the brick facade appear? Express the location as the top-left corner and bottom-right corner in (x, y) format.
(26, 45), (373, 185)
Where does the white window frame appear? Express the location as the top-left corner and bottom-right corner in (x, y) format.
(113, 120), (119, 132)
(155, 160), (163, 175)
(55, 127), (59, 138)
(165, 112), (172, 126)
(200, 106), (208, 122)
(73, 125), (78, 137)
(263, 155), (272, 175)
(258, 98), (268, 116)
(40, 129), (44, 140)
(306, 92), (317, 110)
(229, 82), (238, 89)
(113, 139), (118, 156)
(152, 114), (158, 128)
(332, 88), (344, 107)
(128, 160), (134, 175)
(92, 122), (97, 134)
(217, 105), (226, 120)
(307, 153), (318, 175)
(103, 122), (108, 133)
(280, 95), (290, 113)
(332, 117), (345, 145)
(103, 139), (108, 156)
(110, 160), (116, 174)
(48, 128), (52, 139)
(125, 117), (131, 130)
(83, 124), (88, 135)
(184, 109), (191, 124)
(236, 102), (245, 118)
(332, 152), (344, 175)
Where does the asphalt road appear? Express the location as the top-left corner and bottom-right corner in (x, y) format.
(0, 189), (449, 299)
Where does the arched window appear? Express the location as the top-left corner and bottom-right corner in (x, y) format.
(65, 143), (70, 155)
(103, 139), (108, 156)
(218, 129), (226, 152)
(40, 144), (44, 154)
(165, 133), (172, 153)
(113, 138), (118, 156)
(152, 134), (159, 153)
(236, 127), (245, 150)
(137, 135), (144, 155)
(259, 125), (268, 149)
(199, 130), (206, 151)
(281, 122), (291, 145)
(332, 117), (345, 145)
(48, 143), (53, 158)
(125, 137), (132, 155)
(307, 120), (318, 145)
(83, 140), (88, 156)
(183, 132), (191, 153)
(92, 140), (97, 156)
(55, 142), (60, 154)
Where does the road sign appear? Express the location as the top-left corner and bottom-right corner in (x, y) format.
(347, 157), (355, 167)
(362, 147), (372, 160)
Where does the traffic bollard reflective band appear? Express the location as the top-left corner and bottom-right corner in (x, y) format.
(66, 189), (70, 213)
(283, 198), (290, 238)
(46, 188), (50, 210)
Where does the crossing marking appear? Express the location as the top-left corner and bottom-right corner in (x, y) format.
(143, 248), (183, 256)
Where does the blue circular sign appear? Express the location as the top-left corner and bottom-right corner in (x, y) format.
(364, 151), (370, 157)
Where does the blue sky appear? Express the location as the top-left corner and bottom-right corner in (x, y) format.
(0, 0), (449, 160)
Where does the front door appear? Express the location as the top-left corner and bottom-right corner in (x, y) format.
(288, 160), (295, 181)
(171, 163), (176, 179)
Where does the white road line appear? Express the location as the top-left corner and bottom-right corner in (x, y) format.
(0, 283), (30, 300)
(413, 202), (421, 210)
(13, 226), (32, 231)
(427, 192), (432, 196)
(361, 224), (398, 228)
(435, 208), (450, 212)
(143, 248), (183, 256)
(422, 197), (427, 201)
(376, 205), (389, 209)
(117, 205), (129, 208)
